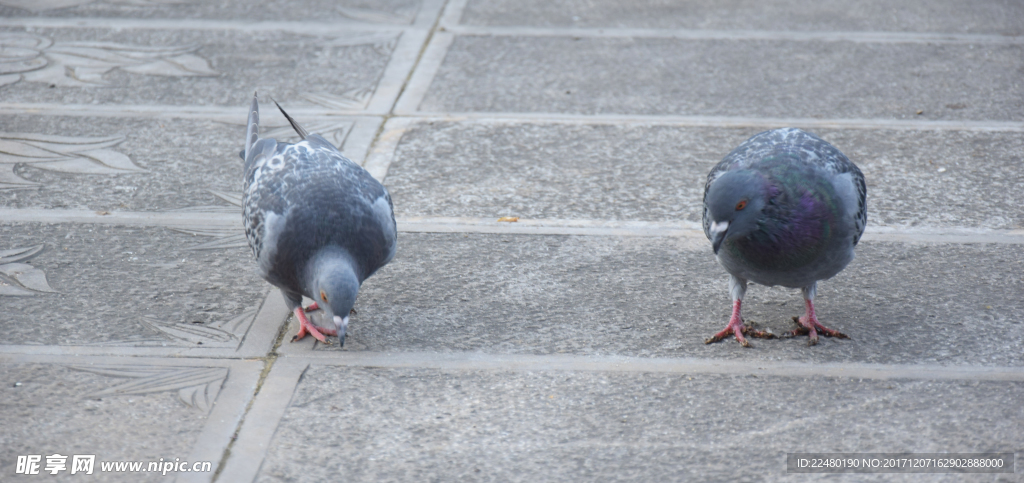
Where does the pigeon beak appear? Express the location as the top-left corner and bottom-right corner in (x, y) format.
(334, 315), (349, 347)
(709, 221), (729, 254)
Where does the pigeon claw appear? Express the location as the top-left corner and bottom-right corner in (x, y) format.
(784, 315), (849, 346)
(704, 320), (775, 348)
(704, 327), (748, 347)
(291, 307), (338, 344)
(705, 300), (775, 348)
(303, 302), (320, 312)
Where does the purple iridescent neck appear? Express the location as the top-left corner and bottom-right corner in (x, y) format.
(726, 175), (839, 271)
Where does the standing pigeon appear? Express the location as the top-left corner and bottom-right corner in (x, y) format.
(242, 92), (396, 346)
(702, 128), (866, 346)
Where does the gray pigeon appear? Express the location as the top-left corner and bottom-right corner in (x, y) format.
(702, 128), (866, 346)
(242, 92), (396, 345)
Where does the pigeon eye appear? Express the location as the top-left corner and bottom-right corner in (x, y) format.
(320, 290), (328, 303)
(735, 200), (748, 211)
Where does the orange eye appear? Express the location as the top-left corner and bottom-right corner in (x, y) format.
(320, 290), (328, 303)
(735, 200), (747, 211)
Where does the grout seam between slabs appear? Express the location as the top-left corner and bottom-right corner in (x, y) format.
(438, 0), (470, 29)
(3, 16), (1018, 46)
(360, 0), (446, 163)
(364, 29), (432, 115)
(0, 104), (380, 120)
(338, 118), (385, 166)
(2, 208), (1024, 243)
(392, 32), (455, 114)
(210, 314), (293, 482)
(413, 0), (451, 29)
(391, 112), (1024, 132)
(280, 351), (1024, 382)
(233, 289), (291, 358)
(2, 105), (1021, 133)
(215, 358), (309, 482)
(362, 117), (417, 180)
(444, 25), (1024, 45)
(2, 209), (1021, 244)
(386, 0), (450, 115)
(394, 0), (472, 114)
(0, 17), (409, 33)
(397, 218), (1024, 244)
(178, 360), (263, 483)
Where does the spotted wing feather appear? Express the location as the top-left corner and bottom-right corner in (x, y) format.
(243, 130), (396, 294)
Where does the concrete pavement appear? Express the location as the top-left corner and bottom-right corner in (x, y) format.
(1, 0), (1022, 481)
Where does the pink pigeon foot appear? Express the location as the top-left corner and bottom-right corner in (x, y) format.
(784, 299), (850, 346)
(291, 306), (337, 343)
(704, 300), (776, 347)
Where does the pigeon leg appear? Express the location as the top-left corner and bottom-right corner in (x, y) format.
(785, 299), (850, 346)
(291, 306), (338, 343)
(705, 277), (774, 347)
(704, 300), (775, 347)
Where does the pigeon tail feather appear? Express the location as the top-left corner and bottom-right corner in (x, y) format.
(244, 91), (260, 162)
(272, 98), (308, 140)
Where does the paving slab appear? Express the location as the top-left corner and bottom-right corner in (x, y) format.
(417, 35), (1024, 121)
(0, 355), (261, 483)
(0, 0), (425, 24)
(385, 121), (1024, 229)
(0, 222), (278, 354)
(458, 0), (1024, 34)
(0, 114), (379, 208)
(283, 232), (1024, 367)
(246, 363), (1023, 482)
(0, 26), (397, 108)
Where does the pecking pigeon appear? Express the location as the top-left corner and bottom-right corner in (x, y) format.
(242, 92), (396, 346)
(702, 128), (866, 346)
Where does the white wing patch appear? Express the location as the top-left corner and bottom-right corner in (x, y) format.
(830, 172), (858, 215)
(371, 193), (397, 264)
(257, 210), (288, 277)
(830, 171), (864, 241)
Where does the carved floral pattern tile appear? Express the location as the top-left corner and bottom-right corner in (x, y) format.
(0, 32), (216, 88)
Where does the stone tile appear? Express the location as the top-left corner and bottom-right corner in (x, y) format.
(256, 365), (1024, 482)
(0, 26), (398, 108)
(0, 0), (423, 24)
(386, 122), (1024, 230)
(0, 356), (261, 482)
(0, 114), (376, 210)
(0, 222), (269, 349)
(459, 0), (1024, 35)
(419, 36), (1024, 121)
(298, 233), (1024, 367)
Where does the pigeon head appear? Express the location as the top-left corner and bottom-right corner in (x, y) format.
(706, 169), (768, 254)
(308, 249), (360, 343)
